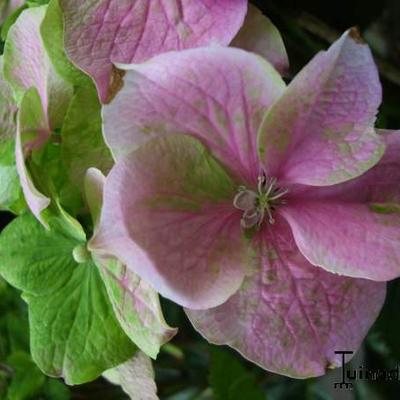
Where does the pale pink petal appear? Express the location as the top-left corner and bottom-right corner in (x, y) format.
(4, 6), (72, 129)
(231, 4), (289, 75)
(103, 47), (285, 184)
(60, 0), (248, 102)
(90, 135), (250, 309)
(186, 218), (386, 378)
(281, 200), (400, 281)
(258, 29), (384, 186)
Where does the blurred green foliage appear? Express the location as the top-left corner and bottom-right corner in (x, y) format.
(0, 278), (70, 399)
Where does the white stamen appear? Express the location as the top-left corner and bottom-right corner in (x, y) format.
(234, 175), (288, 229)
(269, 188), (289, 201)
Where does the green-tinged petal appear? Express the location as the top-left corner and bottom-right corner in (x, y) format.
(103, 352), (158, 400)
(258, 29), (384, 186)
(187, 218), (386, 378)
(85, 168), (177, 358)
(16, 87), (51, 226)
(103, 46), (285, 185)
(0, 55), (24, 213)
(41, 0), (91, 86)
(4, 6), (73, 224)
(3, 5), (72, 129)
(91, 135), (251, 309)
(94, 256), (177, 359)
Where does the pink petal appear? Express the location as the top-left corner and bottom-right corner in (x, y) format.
(103, 46), (285, 184)
(60, 0), (248, 103)
(306, 129), (400, 203)
(90, 135), (251, 309)
(280, 130), (400, 281)
(259, 29), (384, 186)
(231, 4), (289, 75)
(186, 218), (386, 378)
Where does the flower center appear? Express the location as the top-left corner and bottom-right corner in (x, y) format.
(233, 175), (288, 229)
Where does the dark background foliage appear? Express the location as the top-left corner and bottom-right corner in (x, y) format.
(1, 0), (400, 399)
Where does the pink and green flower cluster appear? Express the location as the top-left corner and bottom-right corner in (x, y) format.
(0, 0), (399, 394)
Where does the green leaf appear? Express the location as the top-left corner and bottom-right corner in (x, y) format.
(0, 278), (71, 399)
(209, 348), (265, 400)
(40, 0), (90, 86)
(0, 214), (137, 384)
(60, 83), (113, 210)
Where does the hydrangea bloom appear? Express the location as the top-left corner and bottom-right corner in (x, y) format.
(6, 1), (288, 226)
(61, 0), (287, 102)
(91, 30), (400, 376)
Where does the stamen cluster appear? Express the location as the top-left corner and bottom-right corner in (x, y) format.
(233, 174), (288, 229)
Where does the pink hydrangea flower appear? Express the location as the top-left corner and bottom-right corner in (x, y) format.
(91, 30), (400, 376)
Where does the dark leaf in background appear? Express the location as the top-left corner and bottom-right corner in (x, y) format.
(209, 348), (264, 400)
